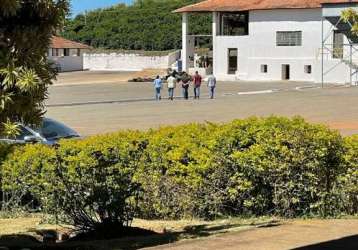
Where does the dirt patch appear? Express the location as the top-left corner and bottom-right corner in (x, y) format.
(328, 121), (358, 130)
(55, 69), (167, 86)
(144, 219), (358, 250)
(133, 69), (168, 79)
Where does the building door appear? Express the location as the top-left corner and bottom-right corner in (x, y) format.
(282, 64), (290, 80)
(333, 30), (344, 59)
(228, 48), (238, 74)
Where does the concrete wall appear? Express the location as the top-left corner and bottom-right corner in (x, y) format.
(210, 8), (358, 84)
(83, 51), (180, 71)
(48, 56), (84, 72)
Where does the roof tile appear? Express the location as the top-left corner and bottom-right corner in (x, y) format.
(51, 36), (92, 49)
(174, 0), (358, 13)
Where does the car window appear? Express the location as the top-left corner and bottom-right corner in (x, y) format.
(16, 126), (33, 141)
(0, 126), (33, 141)
(36, 119), (77, 140)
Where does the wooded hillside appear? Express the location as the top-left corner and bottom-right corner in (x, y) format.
(63, 0), (211, 51)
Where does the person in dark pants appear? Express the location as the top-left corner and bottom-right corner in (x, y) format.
(193, 71), (202, 99)
(181, 72), (191, 100)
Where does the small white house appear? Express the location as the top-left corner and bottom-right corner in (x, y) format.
(175, 0), (358, 85)
(48, 36), (91, 72)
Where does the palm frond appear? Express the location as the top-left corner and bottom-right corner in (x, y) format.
(0, 63), (20, 88)
(0, 92), (13, 110)
(16, 68), (40, 92)
(2, 119), (20, 139)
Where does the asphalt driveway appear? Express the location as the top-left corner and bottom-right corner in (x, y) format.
(47, 73), (358, 136)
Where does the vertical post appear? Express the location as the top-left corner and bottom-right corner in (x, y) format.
(350, 43), (353, 86)
(321, 17), (324, 88)
(182, 13), (189, 72)
(212, 12), (217, 75)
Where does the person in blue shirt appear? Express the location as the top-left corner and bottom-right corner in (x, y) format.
(153, 75), (163, 101)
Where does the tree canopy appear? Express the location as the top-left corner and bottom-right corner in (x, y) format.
(0, 0), (69, 135)
(342, 8), (358, 35)
(63, 0), (211, 51)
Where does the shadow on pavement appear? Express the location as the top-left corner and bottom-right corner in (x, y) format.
(0, 221), (280, 250)
(291, 235), (358, 250)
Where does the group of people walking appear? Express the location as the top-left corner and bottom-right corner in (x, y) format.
(153, 71), (217, 101)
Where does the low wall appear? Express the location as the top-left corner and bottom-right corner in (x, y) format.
(48, 56), (84, 72)
(83, 51), (180, 71)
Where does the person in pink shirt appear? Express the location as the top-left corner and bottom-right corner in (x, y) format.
(193, 71), (202, 99)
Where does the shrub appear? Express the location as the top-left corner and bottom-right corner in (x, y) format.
(135, 124), (217, 219)
(2, 132), (147, 235)
(337, 135), (358, 214)
(207, 117), (345, 217)
(1, 117), (357, 223)
(0, 143), (14, 211)
(137, 117), (348, 219)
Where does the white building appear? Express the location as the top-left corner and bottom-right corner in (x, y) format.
(48, 36), (91, 72)
(175, 0), (358, 85)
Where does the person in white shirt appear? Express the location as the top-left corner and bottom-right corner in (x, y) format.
(207, 75), (217, 99)
(167, 74), (177, 100)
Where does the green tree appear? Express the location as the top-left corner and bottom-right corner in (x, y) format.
(0, 0), (69, 135)
(63, 0), (211, 51)
(342, 8), (358, 34)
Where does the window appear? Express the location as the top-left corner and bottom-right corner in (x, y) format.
(15, 126), (33, 141)
(64, 48), (70, 56)
(276, 31), (302, 46)
(333, 31), (344, 59)
(52, 48), (59, 56)
(261, 64), (268, 73)
(220, 12), (249, 36)
(0, 125), (32, 141)
(34, 119), (77, 140)
(77, 48), (81, 56)
(304, 65), (312, 74)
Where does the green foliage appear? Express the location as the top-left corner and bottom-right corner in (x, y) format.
(0, 142), (14, 210)
(342, 8), (358, 35)
(0, 0), (69, 135)
(136, 123), (218, 218)
(2, 132), (147, 234)
(63, 0), (211, 51)
(337, 135), (358, 214)
(137, 117), (348, 219)
(1, 117), (357, 224)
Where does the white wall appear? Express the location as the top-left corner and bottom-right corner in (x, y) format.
(212, 8), (357, 84)
(83, 51), (180, 71)
(48, 56), (84, 72)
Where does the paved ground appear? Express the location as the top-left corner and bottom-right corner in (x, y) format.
(47, 72), (358, 136)
(144, 219), (358, 250)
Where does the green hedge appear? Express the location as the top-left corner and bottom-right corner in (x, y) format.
(1, 117), (357, 223)
(0, 143), (13, 209)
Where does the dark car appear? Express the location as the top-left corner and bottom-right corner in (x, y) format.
(0, 118), (80, 145)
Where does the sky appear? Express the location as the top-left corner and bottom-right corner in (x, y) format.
(70, 0), (132, 16)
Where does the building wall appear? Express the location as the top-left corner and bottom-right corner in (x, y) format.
(83, 51), (180, 71)
(48, 56), (84, 72)
(48, 48), (87, 72)
(212, 8), (357, 84)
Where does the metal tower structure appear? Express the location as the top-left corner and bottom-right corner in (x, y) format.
(321, 2), (358, 87)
